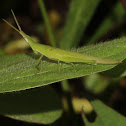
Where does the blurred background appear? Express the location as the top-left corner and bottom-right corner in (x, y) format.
(0, 0), (69, 55)
(1, 0), (126, 125)
(1, 0), (126, 54)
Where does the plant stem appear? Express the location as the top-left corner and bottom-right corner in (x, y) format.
(38, 0), (56, 47)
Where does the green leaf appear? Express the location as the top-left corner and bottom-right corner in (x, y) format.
(101, 59), (126, 78)
(60, 0), (100, 49)
(82, 100), (126, 126)
(0, 37), (126, 93)
(87, 2), (125, 44)
(0, 48), (4, 56)
(0, 87), (62, 124)
(84, 74), (109, 94)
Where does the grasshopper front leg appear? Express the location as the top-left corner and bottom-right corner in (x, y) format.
(35, 55), (44, 68)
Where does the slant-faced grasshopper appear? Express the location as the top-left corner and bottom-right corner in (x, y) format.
(3, 10), (121, 72)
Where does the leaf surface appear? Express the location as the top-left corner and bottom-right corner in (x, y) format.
(0, 87), (62, 124)
(83, 100), (126, 126)
(0, 37), (126, 93)
(60, 0), (100, 49)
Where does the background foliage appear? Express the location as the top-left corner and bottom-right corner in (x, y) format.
(0, 0), (126, 125)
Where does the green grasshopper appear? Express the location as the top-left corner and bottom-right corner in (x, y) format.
(3, 10), (121, 71)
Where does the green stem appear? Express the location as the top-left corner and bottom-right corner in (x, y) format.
(61, 80), (70, 92)
(38, 0), (56, 47)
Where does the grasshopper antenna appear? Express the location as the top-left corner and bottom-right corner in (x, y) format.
(11, 9), (21, 31)
(2, 18), (19, 32)
(2, 10), (21, 32)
